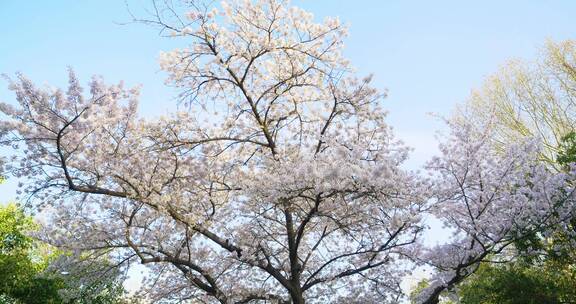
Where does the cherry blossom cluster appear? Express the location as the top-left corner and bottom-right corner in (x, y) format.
(413, 122), (576, 303)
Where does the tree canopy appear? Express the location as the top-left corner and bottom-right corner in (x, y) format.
(0, 203), (126, 304)
(0, 203), (63, 303)
(454, 39), (576, 167)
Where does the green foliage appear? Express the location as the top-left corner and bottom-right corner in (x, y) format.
(0, 204), (35, 254)
(557, 131), (576, 168)
(0, 203), (63, 303)
(0, 204), (127, 303)
(457, 262), (576, 304)
(6, 276), (65, 304)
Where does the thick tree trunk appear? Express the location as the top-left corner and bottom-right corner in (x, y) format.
(289, 292), (305, 304)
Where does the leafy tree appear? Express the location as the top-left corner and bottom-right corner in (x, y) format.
(456, 262), (576, 304)
(1, 1), (575, 303)
(0, 203), (64, 303)
(0, 204), (34, 254)
(558, 132), (576, 168)
(0, 204), (127, 304)
(454, 39), (576, 167)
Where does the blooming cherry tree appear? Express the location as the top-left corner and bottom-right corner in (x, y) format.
(414, 122), (576, 304)
(0, 1), (423, 303)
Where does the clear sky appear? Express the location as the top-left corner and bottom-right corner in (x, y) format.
(1, 0), (575, 295)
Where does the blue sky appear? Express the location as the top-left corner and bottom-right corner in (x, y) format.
(1, 0), (575, 200)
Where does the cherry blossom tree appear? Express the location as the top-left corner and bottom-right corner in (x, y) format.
(1, 1), (575, 303)
(412, 122), (576, 304)
(0, 1), (424, 303)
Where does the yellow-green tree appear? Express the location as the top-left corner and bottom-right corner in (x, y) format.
(454, 39), (576, 167)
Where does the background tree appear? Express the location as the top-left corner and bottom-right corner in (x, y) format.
(455, 261), (576, 304)
(432, 39), (576, 304)
(454, 39), (576, 167)
(0, 203), (63, 303)
(0, 203), (127, 304)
